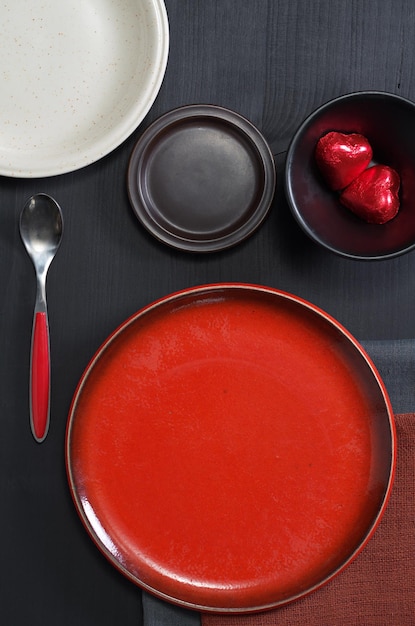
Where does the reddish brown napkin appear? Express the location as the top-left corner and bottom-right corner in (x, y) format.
(202, 413), (415, 626)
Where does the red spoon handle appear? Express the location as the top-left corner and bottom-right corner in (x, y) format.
(31, 311), (50, 442)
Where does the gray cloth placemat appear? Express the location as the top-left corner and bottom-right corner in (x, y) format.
(141, 338), (414, 625)
(361, 339), (415, 414)
(142, 593), (201, 626)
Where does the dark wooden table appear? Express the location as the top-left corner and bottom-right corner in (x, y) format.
(1, 1), (415, 624)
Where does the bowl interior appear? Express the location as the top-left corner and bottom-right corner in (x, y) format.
(285, 93), (415, 259)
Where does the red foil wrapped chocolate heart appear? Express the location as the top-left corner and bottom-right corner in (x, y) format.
(339, 164), (400, 224)
(315, 131), (373, 190)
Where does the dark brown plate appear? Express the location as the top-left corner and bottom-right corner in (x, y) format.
(127, 105), (276, 252)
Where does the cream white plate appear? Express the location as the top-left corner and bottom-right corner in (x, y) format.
(0, 0), (169, 177)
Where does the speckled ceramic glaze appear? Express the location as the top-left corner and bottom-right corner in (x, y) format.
(0, 0), (169, 177)
(66, 284), (396, 613)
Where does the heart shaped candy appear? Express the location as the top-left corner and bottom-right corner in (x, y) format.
(315, 131), (373, 190)
(339, 164), (400, 224)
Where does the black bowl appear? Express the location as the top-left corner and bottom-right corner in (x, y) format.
(285, 91), (415, 260)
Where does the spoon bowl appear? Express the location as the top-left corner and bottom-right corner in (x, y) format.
(20, 193), (63, 442)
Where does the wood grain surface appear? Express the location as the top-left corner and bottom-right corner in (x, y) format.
(1, 1), (415, 624)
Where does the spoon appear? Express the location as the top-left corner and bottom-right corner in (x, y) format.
(20, 194), (64, 443)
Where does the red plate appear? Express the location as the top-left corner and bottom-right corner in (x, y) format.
(65, 284), (395, 613)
